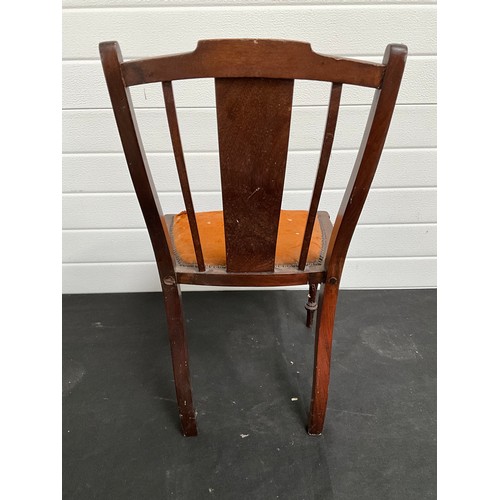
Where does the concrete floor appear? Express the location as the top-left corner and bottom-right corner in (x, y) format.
(63, 289), (436, 499)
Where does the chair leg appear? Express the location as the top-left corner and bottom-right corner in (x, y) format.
(162, 284), (198, 437)
(307, 281), (339, 435)
(305, 282), (318, 328)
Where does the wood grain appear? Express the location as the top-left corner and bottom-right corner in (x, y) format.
(215, 77), (294, 272)
(162, 81), (205, 272)
(298, 83), (342, 270)
(122, 39), (385, 88)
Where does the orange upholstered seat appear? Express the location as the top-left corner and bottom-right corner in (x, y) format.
(171, 210), (324, 268)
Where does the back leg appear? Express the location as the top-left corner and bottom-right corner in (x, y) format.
(308, 280), (339, 435)
(305, 282), (318, 328)
(162, 283), (198, 436)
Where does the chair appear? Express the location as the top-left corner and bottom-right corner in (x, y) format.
(99, 39), (407, 437)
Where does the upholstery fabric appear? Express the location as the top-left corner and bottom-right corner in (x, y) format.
(171, 210), (323, 267)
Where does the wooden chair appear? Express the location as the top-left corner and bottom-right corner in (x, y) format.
(99, 39), (407, 437)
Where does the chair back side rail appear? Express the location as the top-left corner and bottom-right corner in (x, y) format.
(324, 44), (407, 283)
(100, 41), (178, 283)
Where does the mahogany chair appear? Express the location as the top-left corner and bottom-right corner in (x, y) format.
(99, 39), (407, 437)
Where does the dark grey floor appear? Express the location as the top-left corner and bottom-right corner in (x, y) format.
(63, 289), (436, 499)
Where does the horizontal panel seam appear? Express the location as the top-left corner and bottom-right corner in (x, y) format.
(62, 146), (437, 154)
(62, 52), (437, 62)
(62, 186), (437, 196)
(62, 55), (436, 65)
(62, 103), (437, 111)
(62, 256), (437, 265)
(61, 147), (437, 157)
(62, 222), (437, 233)
(62, 103), (436, 113)
(62, 4), (438, 12)
(62, 186), (437, 194)
(61, 54), (437, 64)
(62, 220), (437, 230)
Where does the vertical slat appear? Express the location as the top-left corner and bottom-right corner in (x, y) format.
(215, 77), (294, 273)
(162, 81), (205, 272)
(298, 83), (342, 270)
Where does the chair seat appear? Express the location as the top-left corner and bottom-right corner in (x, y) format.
(169, 210), (329, 268)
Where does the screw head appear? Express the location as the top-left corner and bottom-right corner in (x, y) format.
(328, 277), (338, 285)
(163, 276), (176, 285)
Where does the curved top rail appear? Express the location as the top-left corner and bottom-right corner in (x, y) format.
(116, 39), (386, 88)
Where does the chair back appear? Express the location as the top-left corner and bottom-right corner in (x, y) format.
(100, 39), (407, 279)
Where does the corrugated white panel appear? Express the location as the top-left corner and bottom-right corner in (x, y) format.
(61, 0), (436, 292)
(62, 105), (436, 153)
(63, 224), (436, 263)
(62, 149), (436, 193)
(62, 257), (436, 293)
(62, 56), (436, 109)
(62, 6), (436, 60)
(62, 188), (436, 229)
